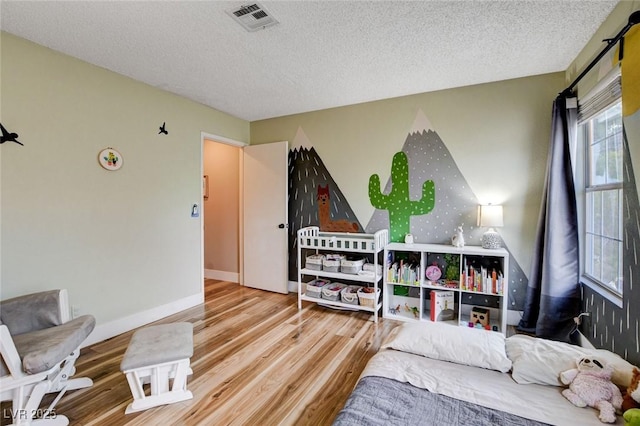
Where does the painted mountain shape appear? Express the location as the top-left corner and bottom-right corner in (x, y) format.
(366, 115), (528, 311)
(288, 146), (363, 281)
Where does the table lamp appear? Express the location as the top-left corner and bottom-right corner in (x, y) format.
(478, 204), (503, 249)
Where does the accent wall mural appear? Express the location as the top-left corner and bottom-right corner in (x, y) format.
(287, 128), (363, 281)
(369, 151), (435, 243)
(366, 110), (529, 312)
(316, 184), (360, 233)
(287, 112), (530, 313)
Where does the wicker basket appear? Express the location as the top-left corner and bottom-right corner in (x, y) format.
(321, 282), (347, 301)
(305, 254), (325, 271)
(341, 257), (365, 274)
(322, 254), (345, 273)
(340, 286), (360, 305)
(362, 263), (382, 275)
(357, 287), (381, 308)
(305, 279), (330, 298)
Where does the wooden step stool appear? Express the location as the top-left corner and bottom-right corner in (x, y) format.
(120, 322), (194, 414)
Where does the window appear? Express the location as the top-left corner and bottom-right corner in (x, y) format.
(578, 98), (623, 297)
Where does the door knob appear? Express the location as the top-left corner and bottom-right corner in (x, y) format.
(278, 223), (288, 229)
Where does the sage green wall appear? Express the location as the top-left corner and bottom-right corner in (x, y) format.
(0, 33), (249, 328)
(251, 72), (565, 278)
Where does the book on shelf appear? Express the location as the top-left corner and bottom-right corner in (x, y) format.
(430, 290), (455, 322)
(460, 260), (504, 295)
(387, 260), (420, 285)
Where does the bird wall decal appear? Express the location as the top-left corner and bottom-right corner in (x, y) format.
(159, 122), (168, 135)
(0, 122), (24, 146)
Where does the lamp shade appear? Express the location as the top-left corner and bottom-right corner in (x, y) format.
(478, 205), (503, 228)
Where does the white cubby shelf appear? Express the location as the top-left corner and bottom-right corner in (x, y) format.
(383, 242), (509, 335)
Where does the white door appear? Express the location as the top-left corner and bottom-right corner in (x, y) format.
(243, 141), (288, 294)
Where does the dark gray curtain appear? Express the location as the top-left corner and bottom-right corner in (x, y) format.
(518, 95), (581, 343)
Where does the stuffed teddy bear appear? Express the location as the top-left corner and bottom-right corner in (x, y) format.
(560, 356), (623, 423)
(623, 367), (640, 412)
(623, 368), (640, 426)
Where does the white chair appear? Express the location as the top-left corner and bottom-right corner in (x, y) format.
(0, 289), (95, 426)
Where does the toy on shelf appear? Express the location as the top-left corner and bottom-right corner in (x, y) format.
(389, 304), (401, 315)
(404, 303), (419, 319)
(451, 226), (465, 247)
(470, 307), (490, 328)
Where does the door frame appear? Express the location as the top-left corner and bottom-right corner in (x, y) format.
(200, 132), (247, 293)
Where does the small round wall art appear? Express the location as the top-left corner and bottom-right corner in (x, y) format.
(98, 147), (123, 171)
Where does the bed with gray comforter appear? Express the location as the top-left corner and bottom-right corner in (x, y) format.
(331, 322), (625, 426)
(333, 375), (549, 426)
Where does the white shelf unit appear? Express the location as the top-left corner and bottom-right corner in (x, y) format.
(297, 226), (389, 322)
(383, 242), (509, 335)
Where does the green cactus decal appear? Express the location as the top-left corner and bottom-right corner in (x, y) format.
(369, 151), (436, 242)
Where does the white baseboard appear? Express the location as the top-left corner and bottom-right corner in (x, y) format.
(82, 292), (204, 347)
(288, 280), (298, 293)
(204, 269), (239, 282)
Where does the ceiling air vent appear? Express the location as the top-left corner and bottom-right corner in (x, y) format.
(226, 2), (279, 32)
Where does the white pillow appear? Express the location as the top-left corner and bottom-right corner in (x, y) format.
(381, 321), (512, 373)
(506, 334), (637, 387)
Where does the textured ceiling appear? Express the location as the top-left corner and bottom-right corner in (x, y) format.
(0, 1), (619, 121)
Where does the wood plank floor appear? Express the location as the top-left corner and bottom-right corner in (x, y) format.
(10, 280), (400, 426)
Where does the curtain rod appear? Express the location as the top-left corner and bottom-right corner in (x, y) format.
(561, 10), (640, 98)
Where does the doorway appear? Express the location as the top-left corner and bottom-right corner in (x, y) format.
(200, 133), (289, 295)
(202, 135), (245, 283)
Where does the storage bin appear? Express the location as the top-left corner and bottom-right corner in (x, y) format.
(305, 279), (330, 298)
(341, 257), (366, 274)
(357, 287), (381, 308)
(408, 287), (420, 298)
(321, 282), (347, 301)
(394, 285), (419, 298)
(340, 286), (360, 305)
(393, 285), (409, 296)
(322, 254), (345, 273)
(362, 263), (382, 276)
(305, 254), (325, 271)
